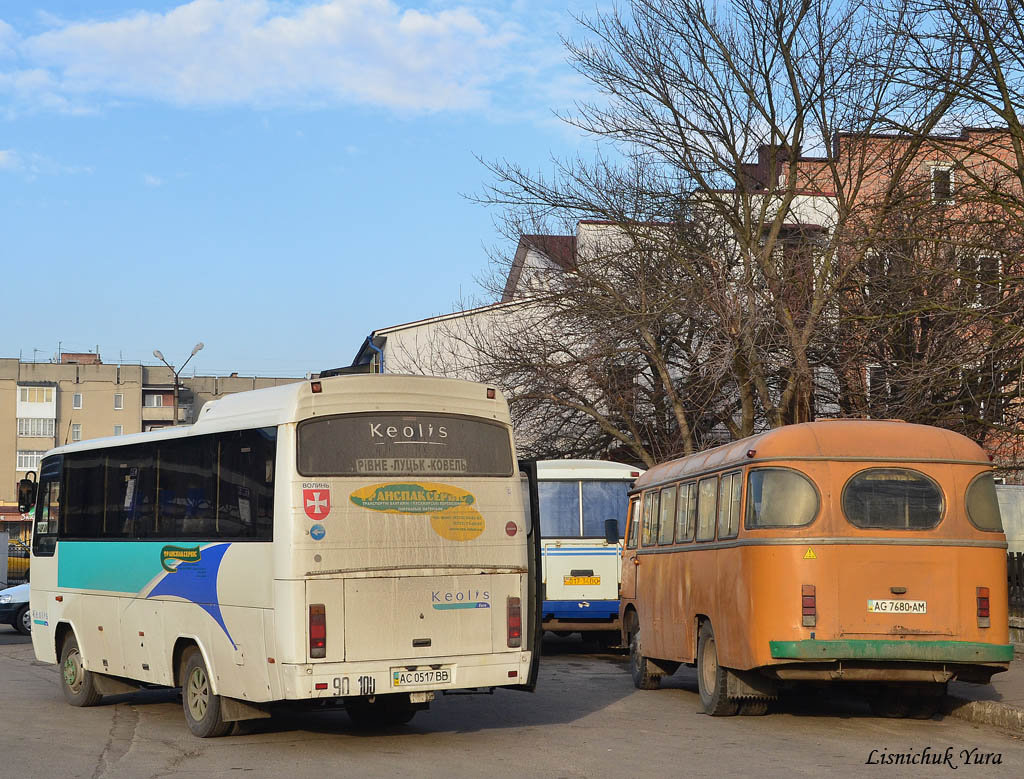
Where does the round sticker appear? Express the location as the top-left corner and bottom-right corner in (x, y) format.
(310, 524), (326, 541)
(505, 521), (518, 537)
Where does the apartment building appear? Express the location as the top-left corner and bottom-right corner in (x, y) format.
(0, 353), (303, 539)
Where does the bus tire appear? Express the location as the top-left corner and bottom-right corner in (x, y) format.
(697, 623), (738, 716)
(60, 633), (102, 707)
(868, 686), (911, 718)
(629, 631), (662, 690)
(908, 683), (945, 719)
(181, 649), (232, 738)
(738, 698), (769, 716)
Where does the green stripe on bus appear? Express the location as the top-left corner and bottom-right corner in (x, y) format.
(769, 639), (1014, 663)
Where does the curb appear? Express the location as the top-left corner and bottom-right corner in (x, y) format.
(943, 695), (1024, 735)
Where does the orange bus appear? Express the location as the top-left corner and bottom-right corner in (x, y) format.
(620, 420), (1012, 717)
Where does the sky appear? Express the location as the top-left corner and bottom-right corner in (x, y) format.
(0, 1), (601, 377)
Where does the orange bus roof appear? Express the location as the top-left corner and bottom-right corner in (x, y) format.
(634, 420), (989, 491)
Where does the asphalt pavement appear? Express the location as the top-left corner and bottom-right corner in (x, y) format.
(1, 629), (1021, 778)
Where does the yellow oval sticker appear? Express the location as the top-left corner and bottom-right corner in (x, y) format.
(349, 482), (485, 542)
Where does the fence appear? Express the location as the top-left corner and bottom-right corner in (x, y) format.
(6, 541), (29, 585)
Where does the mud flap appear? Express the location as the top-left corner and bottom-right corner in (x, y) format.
(92, 674), (139, 695)
(726, 668), (778, 700)
(221, 697), (272, 722)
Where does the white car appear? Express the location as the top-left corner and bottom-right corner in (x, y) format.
(0, 583), (30, 635)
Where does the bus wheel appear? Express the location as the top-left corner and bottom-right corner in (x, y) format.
(181, 649), (232, 738)
(868, 686), (911, 718)
(696, 623), (738, 716)
(908, 683), (946, 719)
(629, 631), (662, 690)
(345, 696), (417, 728)
(738, 699), (769, 716)
(60, 633), (102, 707)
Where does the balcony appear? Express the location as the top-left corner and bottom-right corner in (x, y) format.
(141, 404), (192, 423)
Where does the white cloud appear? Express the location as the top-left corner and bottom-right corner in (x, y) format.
(0, 0), (549, 114)
(0, 148), (93, 177)
(0, 149), (21, 170)
(144, 174), (163, 187)
(0, 20), (16, 58)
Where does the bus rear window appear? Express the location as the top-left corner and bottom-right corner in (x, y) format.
(842, 468), (944, 530)
(965, 473), (1003, 532)
(297, 413), (513, 477)
(746, 468), (819, 528)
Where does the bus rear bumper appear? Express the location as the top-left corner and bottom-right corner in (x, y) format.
(769, 639), (1014, 664)
(544, 601), (614, 618)
(279, 651), (533, 700)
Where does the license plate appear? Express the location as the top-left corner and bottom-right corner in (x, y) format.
(867, 599), (927, 614)
(391, 667), (453, 688)
(563, 575), (601, 586)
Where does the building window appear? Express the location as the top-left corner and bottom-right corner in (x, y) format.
(113, 425), (123, 436)
(19, 387), (53, 403)
(16, 451), (46, 471)
(114, 393), (124, 410)
(143, 394), (164, 408)
(931, 166), (954, 202)
(73, 392), (83, 409)
(18, 418), (55, 437)
(71, 424), (82, 442)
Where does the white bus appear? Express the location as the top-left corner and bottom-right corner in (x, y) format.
(21, 375), (541, 737)
(537, 460), (642, 643)
(996, 484), (1024, 554)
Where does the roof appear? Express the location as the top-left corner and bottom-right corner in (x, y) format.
(502, 233), (577, 301)
(634, 420), (989, 491)
(351, 299), (529, 366)
(536, 459), (645, 480)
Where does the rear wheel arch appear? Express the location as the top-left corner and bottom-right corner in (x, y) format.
(173, 638), (215, 692)
(694, 614), (709, 660)
(54, 622), (75, 664)
(621, 604), (639, 644)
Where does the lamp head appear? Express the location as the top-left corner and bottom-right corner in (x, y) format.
(191, 342), (205, 356)
(153, 349), (164, 361)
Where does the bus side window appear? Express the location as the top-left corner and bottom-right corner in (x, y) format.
(33, 460), (63, 557)
(217, 428), (276, 539)
(675, 482), (695, 542)
(696, 477), (718, 542)
(717, 471), (742, 539)
(658, 486), (676, 545)
(641, 490), (660, 547)
(626, 499), (640, 549)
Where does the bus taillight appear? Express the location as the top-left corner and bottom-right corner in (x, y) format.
(977, 587), (990, 628)
(507, 597), (522, 648)
(310, 604), (327, 658)
(801, 584), (816, 627)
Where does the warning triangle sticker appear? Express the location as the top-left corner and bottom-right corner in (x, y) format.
(803, 547), (816, 559)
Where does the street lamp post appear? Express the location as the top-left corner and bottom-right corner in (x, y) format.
(153, 343), (204, 426)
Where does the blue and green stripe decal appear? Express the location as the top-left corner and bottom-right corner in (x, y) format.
(57, 541), (236, 649)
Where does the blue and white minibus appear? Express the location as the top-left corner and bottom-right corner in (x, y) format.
(537, 460), (642, 643)
(22, 375), (541, 736)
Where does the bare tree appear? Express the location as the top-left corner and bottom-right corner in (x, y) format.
(379, 0), (1024, 472)
(463, 0), (963, 457)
